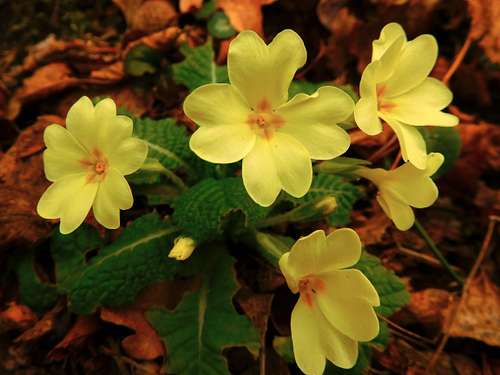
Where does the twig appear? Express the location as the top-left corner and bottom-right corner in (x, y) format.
(426, 216), (499, 373)
(368, 134), (398, 162)
(378, 314), (435, 346)
(414, 219), (464, 285)
(390, 150), (402, 169)
(442, 30), (473, 85)
(396, 243), (461, 272)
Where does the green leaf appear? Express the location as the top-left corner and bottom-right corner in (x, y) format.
(172, 41), (229, 91)
(51, 225), (103, 293)
(354, 252), (410, 317)
(68, 213), (179, 314)
(315, 157), (371, 176)
(289, 173), (362, 226)
(173, 177), (269, 243)
(207, 11), (236, 39)
(14, 251), (58, 314)
(133, 117), (192, 172)
(125, 44), (162, 77)
(418, 127), (461, 178)
(195, 0), (217, 19)
(148, 246), (259, 375)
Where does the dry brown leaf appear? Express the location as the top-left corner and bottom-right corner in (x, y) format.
(217, 0), (276, 35)
(101, 308), (165, 360)
(407, 289), (452, 329)
(235, 288), (273, 334)
(124, 26), (181, 55)
(180, 0), (203, 13)
(47, 315), (99, 361)
(0, 303), (37, 334)
(15, 301), (64, 343)
(113, 0), (177, 33)
(353, 206), (392, 246)
(468, 0), (500, 63)
(0, 115), (64, 250)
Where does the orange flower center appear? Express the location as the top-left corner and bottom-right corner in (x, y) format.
(80, 148), (108, 183)
(298, 275), (325, 308)
(247, 98), (284, 140)
(376, 84), (397, 112)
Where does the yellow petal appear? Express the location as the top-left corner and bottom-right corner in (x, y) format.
(99, 115), (134, 153)
(375, 35), (405, 82)
(278, 252), (299, 293)
(42, 125), (88, 181)
(385, 78), (458, 126)
(291, 301), (326, 375)
(372, 22), (406, 61)
(183, 83), (250, 127)
(285, 230), (327, 279)
(228, 29), (306, 109)
(383, 115), (427, 169)
(321, 269), (380, 306)
(377, 193), (415, 231)
(317, 288), (379, 341)
(108, 138), (148, 175)
(383, 34), (438, 97)
(242, 138), (281, 206)
(65, 96), (97, 152)
(359, 60), (378, 99)
(37, 173), (98, 234)
(425, 152), (445, 176)
(323, 228), (362, 270)
(270, 132), (312, 198)
(276, 86), (352, 159)
(354, 97), (382, 136)
(190, 124), (256, 164)
(92, 168), (133, 229)
(320, 318), (359, 369)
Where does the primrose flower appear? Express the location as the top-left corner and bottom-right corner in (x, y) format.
(184, 30), (354, 207)
(37, 97), (148, 234)
(279, 229), (380, 374)
(354, 22), (458, 169)
(356, 152), (444, 231)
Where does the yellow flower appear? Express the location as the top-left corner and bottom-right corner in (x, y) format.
(37, 96), (148, 234)
(354, 22), (458, 169)
(168, 236), (196, 260)
(356, 153), (444, 231)
(279, 229), (380, 374)
(184, 30), (354, 207)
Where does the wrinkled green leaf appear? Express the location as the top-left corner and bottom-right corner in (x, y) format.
(68, 213), (179, 314)
(125, 44), (162, 77)
(172, 41), (229, 90)
(418, 127), (461, 178)
(208, 11), (236, 39)
(173, 177), (269, 243)
(148, 247), (259, 375)
(51, 225), (103, 293)
(289, 173), (362, 226)
(354, 252), (410, 317)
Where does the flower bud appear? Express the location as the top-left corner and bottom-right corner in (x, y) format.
(168, 237), (196, 261)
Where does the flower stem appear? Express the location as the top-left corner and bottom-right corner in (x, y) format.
(140, 160), (188, 192)
(414, 219), (464, 285)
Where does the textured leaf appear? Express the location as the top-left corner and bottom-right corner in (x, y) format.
(173, 177), (269, 243)
(172, 41), (229, 90)
(14, 251), (58, 314)
(290, 173), (362, 226)
(125, 44), (162, 77)
(68, 213), (179, 314)
(354, 252), (410, 317)
(208, 11), (236, 39)
(148, 246), (259, 375)
(418, 127), (461, 178)
(133, 117), (192, 171)
(51, 225), (103, 293)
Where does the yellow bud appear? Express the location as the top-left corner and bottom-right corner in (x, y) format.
(168, 237), (196, 261)
(315, 196), (337, 215)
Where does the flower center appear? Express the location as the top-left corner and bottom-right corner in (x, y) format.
(376, 84), (397, 112)
(247, 99), (285, 140)
(80, 148), (108, 183)
(298, 275), (325, 308)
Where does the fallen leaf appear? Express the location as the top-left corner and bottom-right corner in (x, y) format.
(0, 115), (63, 250)
(101, 308), (165, 360)
(15, 301), (64, 343)
(353, 205), (392, 246)
(217, 0), (276, 35)
(468, 0), (500, 63)
(47, 315), (99, 361)
(113, 0), (177, 33)
(407, 289), (452, 329)
(180, 0), (203, 13)
(235, 288), (273, 335)
(0, 303), (37, 334)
